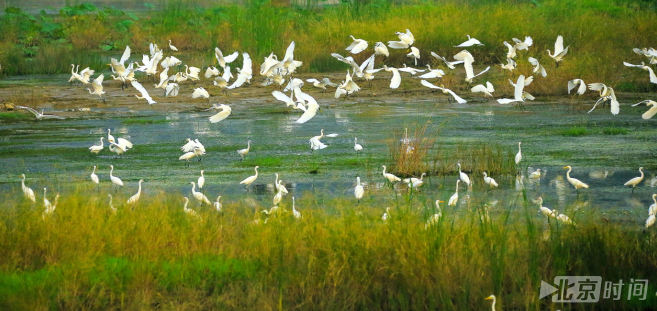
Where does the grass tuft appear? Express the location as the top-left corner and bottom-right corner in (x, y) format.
(561, 126), (589, 136)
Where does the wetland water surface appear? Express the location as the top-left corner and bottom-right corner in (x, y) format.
(1, 78), (656, 226)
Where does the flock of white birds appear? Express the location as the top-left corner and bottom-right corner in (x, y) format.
(13, 29), (657, 230)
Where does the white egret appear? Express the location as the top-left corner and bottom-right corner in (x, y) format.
(624, 167), (644, 192)
(205, 66), (219, 79)
(160, 56), (182, 69)
(406, 47), (421, 66)
(198, 170), (205, 190)
(89, 137), (104, 154)
(425, 200), (444, 229)
(309, 129), (328, 150)
(273, 189), (282, 206)
(528, 57), (547, 77)
(500, 58), (516, 72)
(497, 75), (528, 108)
(154, 67), (169, 89)
(471, 82), (495, 97)
(109, 165), (124, 191)
(513, 36), (533, 51)
(331, 53), (355, 66)
(237, 140), (251, 160)
(649, 194), (656, 216)
(374, 42), (389, 58)
(215, 47), (239, 69)
(381, 165), (401, 183)
(485, 295), (496, 311)
(292, 197), (301, 219)
(345, 35), (368, 54)
(568, 79), (587, 95)
(190, 181), (211, 205)
(515, 142), (522, 165)
(558, 213), (573, 225)
(214, 196), (222, 212)
(179, 148), (199, 166)
(454, 50), (490, 82)
(387, 29), (414, 49)
(69, 64), (80, 83)
(240, 166), (259, 189)
(20, 174), (36, 202)
(503, 41), (517, 59)
(184, 65), (201, 82)
(43, 188), (51, 211)
(272, 90), (297, 109)
(281, 41), (303, 75)
(564, 166), (589, 191)
(430, 52), (464, 70)
(369, 65), (401, 89)
(382, 207), (390, 222)
(306, 78), (338, 92)
(192, 87), (210, 101)
(448, 180), (460, 206)
(537, 197), (557, 219)
(108, 194), (116, 214)
(131, 80), (156, 105)
(361, 54), (377, 87)
(623, 62), (657, 84)
(335, 70), (360, 98)
(87, 74), (106, 102)
(547, 35), (569, 67)
(355, 177), (364, 201)
(274, 174), (288, 195)
(15, 106), (65, 120)
(109, 142), (126, 157)
(632, 100), (657, 119)
(528, 168), (542, 181)
(457, 163), (470, 187)
(420, 80), (467, 104)
(418, 64), (445, 79)
(407, 173), (426, 190)
(90, 166), (99, 186)
(398, 64), (426, 75)
(205, 104), (232, 123)
(107, 129), (132, 151)
(587, 83), (619, 115)
(127, 179), (144, 205)
(482, 172), (498, 189)
(296, 92), (320, 124)
(182, 197), (200, 218)
(454, 35), (483, 47)
(647, 214), (655, 228)
(354, 137), (363, 153)
(165, 83), (179, 97)
(228, 52), (253, 89)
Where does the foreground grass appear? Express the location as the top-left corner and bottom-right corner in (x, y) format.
(0, 188), (655, 310)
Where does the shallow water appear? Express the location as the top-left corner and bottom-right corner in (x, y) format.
(1, 85), (656, 226)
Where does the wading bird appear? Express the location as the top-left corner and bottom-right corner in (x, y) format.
(15, 106), (65, 120)
(564, 165), (589, 191)
(485, 295), (497, 311)
(205, 104), (232, 123)
(420, 80), (467, 104)
(190, 181), (211, 205)
(457, 163), (470, 187)
(109, 165), (124, 191)
(237, 140), (251, 160)
(292, 197), (301, 219)
(355, 177), (364, 201)
(198, 170), (205, 190)
(182, 197), (200, 218)
(632, 100), (657, 119)
(381, 165), (401, 184)
(624, 167), (644, 192)
(354, 137), (363, 153)
(127, 179), (144, 205)
(482, 172), (498, 189)
(547, 35), (569, 67)
(89, 137), (104, 154)
(20, 174), (36, 202)
(425, 200), (444, 229)
(587, 83), (619, 115)
(240, 166), (259, 190)
(214, 196), (222, 212)
(90, 166), (99, 187)
(448, 180), (460, 206)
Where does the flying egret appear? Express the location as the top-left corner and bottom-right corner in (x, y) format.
(335, 70), (360, 98)
(228, 52), (253, 89)
(387, 29), (415, 49)
(367, 65), (401, 89)
(109, 142), (126, 157)
(237, 140), (251, 160)
(374, 42), (390, 58)
(497, 75), (529, 108)
(215, 47), (239, 69)
(354, 137), (363, 153)
(471, 82), (495, 97)
(430, 52), (464, 70)
(205, 104), (232, 123)
(165, 83), (179, 97)
(455, 35), (484, 47)
(281, 41), (303, 75)
(381, 165), (401, 183)
(564, 166), (589, 191)
(306, 78), (337, 92)
(568, 79), (587, 95)
(448, 180), (460, 206)
(398, 64), (426, 76)
(407, 47), (421, 66)
(420, 80), (467, 104)
(500, 58), (516, 72)
(131, 80), (156, 105)
(587, 83), (619, 115)
(454, 50), (490, 82)
(15, 106), (65, 120)
(190, 181), (211, 205)
(623, 62), (657, 84)
(205, 66), (219, 79)
(485, 295), (497, 311)
(624, 167), (644, 192)
(355, 177), (364, 201)
(160, 56), (182, 69)
(109, 165), (124, 191)
(182, 197), (200, 218)
(184, 65), (201, 82)
(154, 67), (169, 89)
(482, 172), (498, 189)
(515, 142), (522, 165)
(503, 41), (517, 59)
(127, 179), (144, 205)
(198, 170), (205, 190)
(292, 197), (301, 219)
(360, 54), (377, 87)
(513, 36), (533, 51)
(631, 100), (657, 119)
(345, 35), (368, 54)
(69, 64), (80, 84)
(418, 64), (445, 79)
(20, 174), (36, 202)
(457, 163), (470, 187)
(90, 166), (99, 187)
(309, 129), (337, 150)
(425, 200), (444, 229)
(87, 74), (106, 102)
(89, 137), (104, 154)
(296, 92), (320, 124)
(528, 57), (547, 77)
(547, 35), (569, 67)
(240, 166), (259, 189)
(192, 87), (210, 101)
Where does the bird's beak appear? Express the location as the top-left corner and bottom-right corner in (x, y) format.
(485, 297), (492, 301)
(439, 201), (444, 203)
(562, 167), (568, 169)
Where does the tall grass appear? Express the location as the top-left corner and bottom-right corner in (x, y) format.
(0, 0), (656, 95)
(0, 187), (655, 309)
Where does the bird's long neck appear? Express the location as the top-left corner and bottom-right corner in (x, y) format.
(491, 297), (496, 311)
(138, 181), (142, 193)
(640, 168), (644, 178)
(275, 174), (279, 185)
(44, 188), (47, 197)
(184, 200), (188, 210)
(382, 167), (386, 174)
(254, 168), (258, 177)
(191, 183), (196, 192)
(247, 141), (250, 149)
(110, 166), (114, 176)
(92, 167), (96, 174)
(566, 167), (572, 178)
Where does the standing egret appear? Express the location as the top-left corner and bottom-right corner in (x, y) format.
(587, 83), (619, 115)
(15, 106), (65, 120)
(454, 35), (484, 47)
(448, 180), (461, 206)
(457, 163), (470, 187)
(382, 207), (390, 222)
(482, 172), (498, 189)
(354, 137), (363, 153)
(214, 196), (222, 212)
(425, 200), (444, 229)
(355, 177), (364, 201)
(127, 179), (144, 205)
(90, 166), (99, 187)
(205, 104), (232, 123)
(108, 194), (117, 214)
(198, 170), (205, 190)
(89, 137), (104, 154)
(631, 100), (657, 119)
(168, 39), (178, 51)
(405, 173), (426, 190)
(568, 79), (587, 95)
(547, 35), (569, 67)
(381, 165), (401, 183)
(407, 47), (421, 66)
(623, 62), (657, 84)
(420, 80), (467, 104)
(624, 167), (644, 192)
(274, 174), (288, 195)
(190, 182), (211, 205)
(273, 188), (283, 206)
(43, 188), (52, 211)
(109, 165), (124, 191)
(345, 35), (368, 54)
(237, 140), (251, 160)
(564, 166), (589, 191)
(182, 197), (200, 218)
(240, 166), (259, 189)
(649, 194), (656, 216)
(515, 142), (522, 165)
(292, 197), (301, 219)
(528, 168), (542, 181)
(485, 295), (497, 311)
(537, 197), (557, 219)
(20, 174), (36, 202)
(179, 147), (200, 166)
